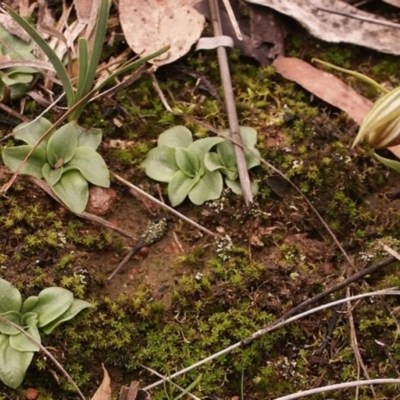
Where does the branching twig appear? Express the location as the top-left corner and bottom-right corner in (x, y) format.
(140, 364), (201, 400)
(143, 288), (400, 391)
(346, 287), (377, 400)
(273, 379), (400, 400)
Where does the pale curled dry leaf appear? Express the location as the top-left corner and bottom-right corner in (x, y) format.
(91, 365), (112, 400)
(119, 0), (205, 66)
(382, 0), (400, 7)
(245, 0), (400, 55)
(272, 56), (373, 125)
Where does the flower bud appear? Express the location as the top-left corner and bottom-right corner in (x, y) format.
(353, 86), (400, 149)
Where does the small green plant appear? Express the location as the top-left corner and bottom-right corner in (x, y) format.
(142, 125), (260, 206)
(0, 24), (37, 100)
(0, 278), (93, 388)
(142, 125), (224, 206)
(2, 117), (109, 212)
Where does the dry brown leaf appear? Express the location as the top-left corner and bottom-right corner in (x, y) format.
(245, 0), (400, 55)
(91, 365), (112, 400)
(119, 0), (205, 66)
(272, 56), (373, 125)
(73, 0), (100, 41)
(382, 0), (400, 7)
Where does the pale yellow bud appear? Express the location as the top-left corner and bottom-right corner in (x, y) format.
(353, 86), (400, 149)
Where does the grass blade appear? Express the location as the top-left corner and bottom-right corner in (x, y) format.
(6, 6), (75, 108)
(80, 0), (109, 98)
(75, 38), (89, 102)
(97, 45), (170, 92)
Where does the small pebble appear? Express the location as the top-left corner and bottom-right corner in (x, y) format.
(87, 187), (118, 216)
(24, 388), (40, 400)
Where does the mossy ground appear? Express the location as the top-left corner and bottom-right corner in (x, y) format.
(1, 16), (400, 400)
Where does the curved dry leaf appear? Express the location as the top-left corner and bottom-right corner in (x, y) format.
(119, 0), (205, 66)
(382, 0), (400, 7)
(273, 56), (373, 125)
(91, 364), (112, 400)
(245, 0), (400, 55)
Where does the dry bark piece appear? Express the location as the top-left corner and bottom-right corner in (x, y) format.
(119, 0), (205, 66)
(272, 56), (373, 125)
(245, 0), (400, 55)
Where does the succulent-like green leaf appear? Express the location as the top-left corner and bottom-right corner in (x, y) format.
(188, 137), (224, 174)
(41, 299), (94, 335)
(21, 296), (39, 314)
(52, 170), (89, 213)
(158, 125), (193, 148)
(2, 145), (47, 178)
(3, 72), (33, 85)
(374, 152), (400, 174)
(28, 287), (74, 328)
(204, 152), (237, 180)
(12, 118), (52, 148)
(220, 127), (260, 170)
(67, 147), (110, 187)
(204, 152), (224, 172)
(216, 139), (236, 169)
(168, 171), (200, 206)
(0, 311), (22, 335)
(175, 147), (199, 178)
(226, 179), (259, 196)
(42, 163), (63, 186)
(9, 313), (40, 353)
(46, 122), (78, 166)
(142, 146), (179, 183)
(76, 126), (102, 149)
(0, 279), (22, 314)
(0, 334), (34, 389)
(188, 170), (223, 205)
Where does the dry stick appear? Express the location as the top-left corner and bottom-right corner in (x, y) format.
(273, 379), (400, 400)
(208, 0), (253, 206)
(143, 288), (400, 391)
(27, 176), (135, 238)
(317, 6), (400, 29)
(0, 314), (86, 400)
(184, 116), (358, 273)
(112, 172), (215, 237)
(139, 364), (201, 400)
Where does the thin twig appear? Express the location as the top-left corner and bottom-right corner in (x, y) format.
(346, 287), (377, 400)
(143, 288), (400, 391)
(208, 0), (253, 206)
(184, 116), (358, 273)
(273, 379), (400, 400)
(0, 314), (86, 400)
(112, 172), (215, 237)
(317, 7), (400, 29)
(140, 364), (201, 400)
(27, 176), (135, 239)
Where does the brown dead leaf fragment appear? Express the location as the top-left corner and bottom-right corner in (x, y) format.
(245, 0), (400, 55)
(119, 0), (205, 66)
(272, 56), (373, 125)
(91, 365), (112, 400)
